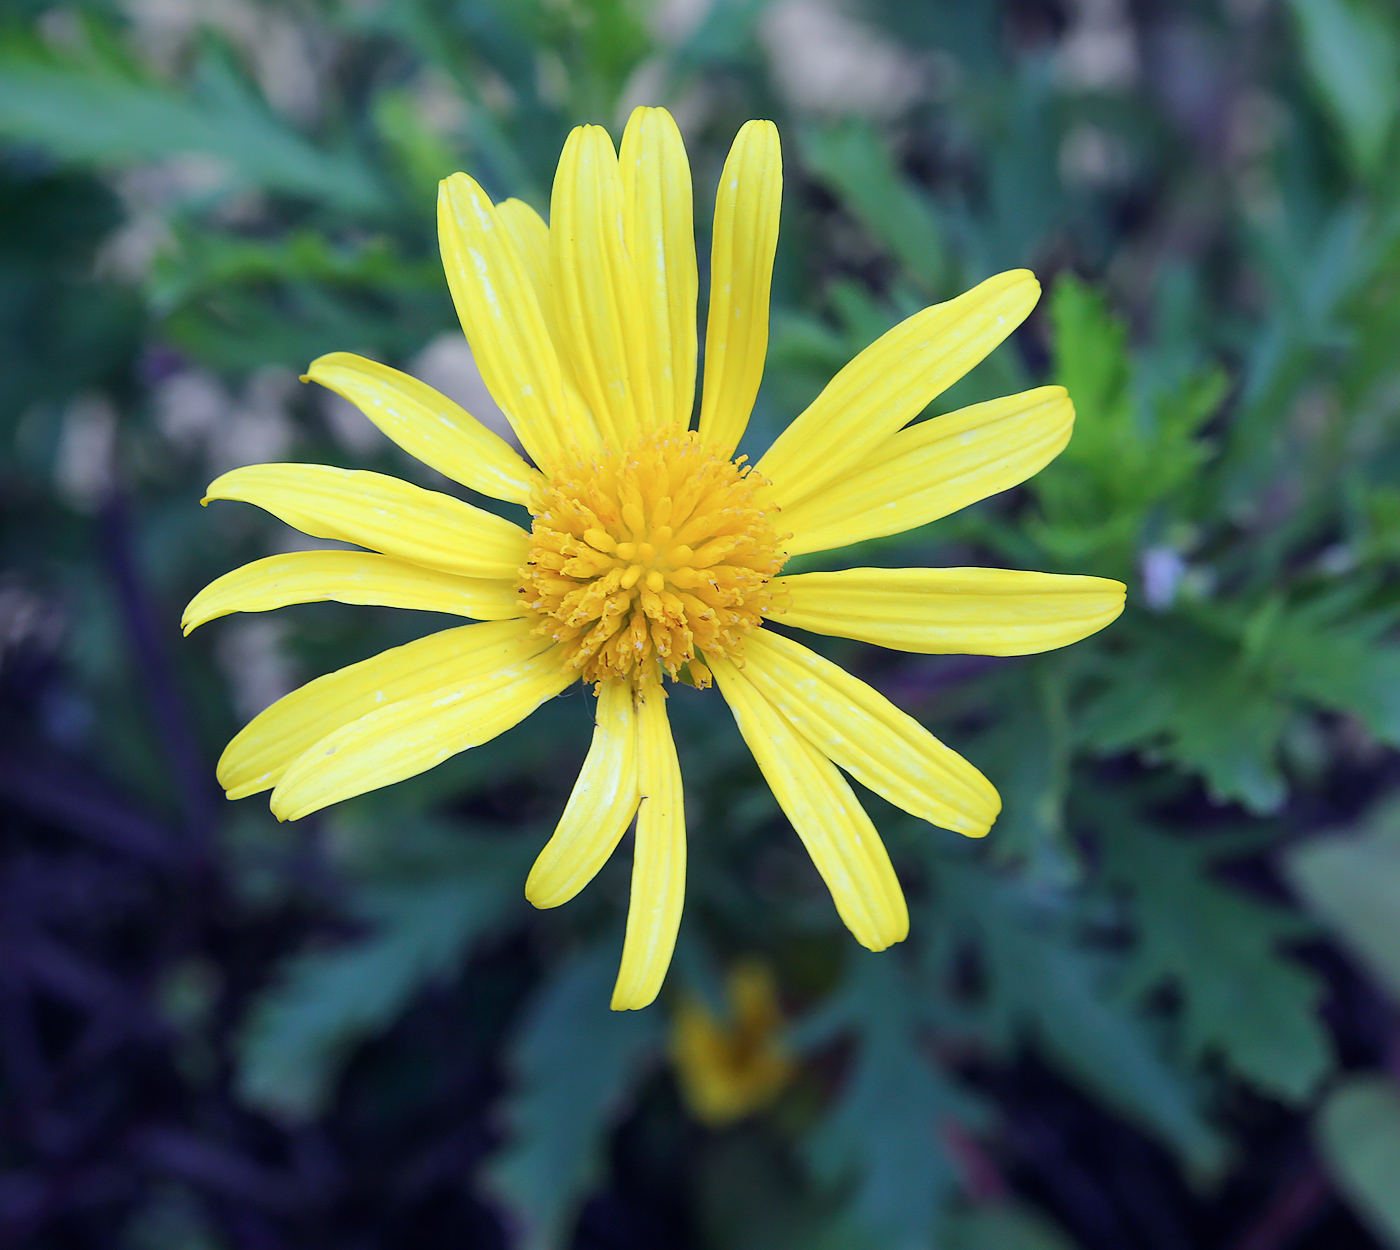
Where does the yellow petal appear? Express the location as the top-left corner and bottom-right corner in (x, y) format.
(496, 195), (605, 452)
(218, 619), (548, 800)
(778, 386), (1073, 556)
(203, 463), (529, 580)
(182, 551), (523, 634)
(303, 352), (542, 505)
(269, 643), (573, 821)
(710, 654), (907, 950)
(757, 270), (1041, 507)
(438, 173), (593, 467)
(620, 106), (698, 430)
(526, 679), (640, 908)
(740, 630), (1000, 837)
(696, 120), (781, 457)
(670, 960), (794, 1126)
(550, 125), (654, 447)
(773, 566), (1125, 655)
(611, 687), (685, 1011)
(495, 198), (551, 307)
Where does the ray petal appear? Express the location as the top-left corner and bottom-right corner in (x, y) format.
(496, 195), (603, 450)
(757, 270), (1041, 507)
(710, 654), (907, 950)
(217, 619), (548, 800)
(202, 463), (529, 579)
(182, 551), (523, 634)
(620, 106), (698, 430)
(778, 386), (1073, 556)
(550, 124), (654, 446)
(611, 687), (685, 1011)
(495, 197), (551, 306)
(438, 173), (595, 466)
(269, 643), (573, 821)
(526, 679), (640, 909)
(772, 566), (1125, 655)
(740, 630), (1000, 837)
(696, 120), (781, 457)
(303, 353), (542, 505)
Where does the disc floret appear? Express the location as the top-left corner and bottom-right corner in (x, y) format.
(520, 427), (786, 688)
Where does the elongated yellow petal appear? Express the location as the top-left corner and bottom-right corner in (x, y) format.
(757, 270), (1041, 507)
(611, 688), (685, 1011)
(710, 654), (907, 950)
(526, 679), (640, 908)
(620, 106), (698, 429)
(740, 630), (1000, 837)
(269, 643), (573, 821)
(218, 619), (548, 799)
(438, 173), (591, 468)
(495, 198), (551, 306)
(497, 195), (605, 453)
(697, 120), (781, 457)
(303, 352), (542, 505)
(203, 463), (529, 580)
(550, 125), (654, 446)
(773, 567), (1125, 655)
(182, 551), (523, 635)
(779, 386), (1073, 556)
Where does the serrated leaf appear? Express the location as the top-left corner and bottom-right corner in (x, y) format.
(1085, 627), (1290, 813)
(235, 835), (529, 1118)
(1099, 816), (1332, 1103)
(946, 866), (1227, 1176)
(1032, 276), (1219, 566)
(1315, 1076), (1400, 1247)
(486, 943), (663, 1250)
(801, 957), (986, 1250)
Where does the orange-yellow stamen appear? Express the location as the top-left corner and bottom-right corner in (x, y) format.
(519, 427), (785, 688)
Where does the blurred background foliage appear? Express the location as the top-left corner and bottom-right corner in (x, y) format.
(5, 0), (1400, 1246)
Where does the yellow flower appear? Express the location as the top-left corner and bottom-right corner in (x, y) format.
(670, 961), (794, 1127)
(184, 107), (1125, 1010)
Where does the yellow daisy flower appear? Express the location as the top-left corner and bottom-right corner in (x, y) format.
(670, 960), (794, 1127)
(184, 107), (1125, 1011)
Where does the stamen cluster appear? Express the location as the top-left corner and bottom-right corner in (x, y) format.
(520, 427), (786, 688)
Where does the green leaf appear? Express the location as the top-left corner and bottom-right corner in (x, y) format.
(1315, 1076), (1400, 1247)
(800, 120), (948, 294)
(946, 866), (1227, 1176)
(1287, 831), (1400, 1001)
(698, 1134), (870, 1250)
(1287, 0), (1400, 178)
(1098, 815), (1332, 1103)
(802, 957), (985, 1250)
(486, 943), (664, 1250)
(235, 833), (529, 1118)
(0, 34), (384, 210)
(1033, 277), (1219, 567)
(1084, 624), (1291, 813)
(947, 1203), (1081, 1250)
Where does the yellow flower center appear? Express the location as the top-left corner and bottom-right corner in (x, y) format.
(519, 426), (786, 689)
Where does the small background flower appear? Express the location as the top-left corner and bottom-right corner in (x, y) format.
(3, 2), (1400, 1249)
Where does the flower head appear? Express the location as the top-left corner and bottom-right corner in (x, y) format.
(670, 961), (794, 1127)
(184, 107), (1125, 1010)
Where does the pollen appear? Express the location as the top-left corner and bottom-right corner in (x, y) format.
(519, 426), (786, 688)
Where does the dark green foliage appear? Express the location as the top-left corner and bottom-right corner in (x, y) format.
(236, 820), (534, 1117)
(800, 957), (986, 1249)
(488, 943), (665, 1250)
